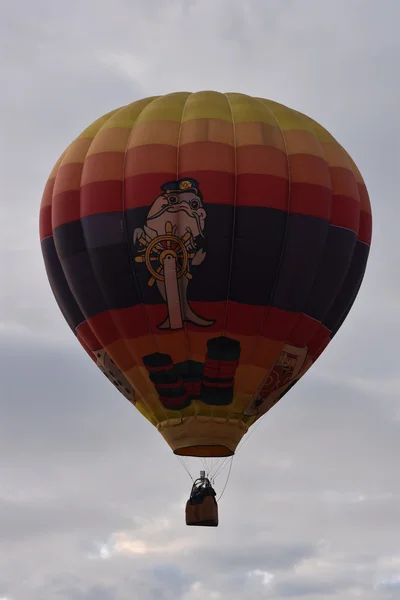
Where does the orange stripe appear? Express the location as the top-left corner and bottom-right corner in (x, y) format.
(358, 182), (371, 215)
(180, 118), (234, 145)
(129, 120), (181, 148)
(236, 145), (288, 177)
(284, 129), (324, 157)
(40, 178), (55, 209)
(81, 152), (125, 185)
(125, 145), (177, 177)
(88, 127), (132, 155)
(329, 166), (359, 199)
(53, 162), (82, 195)
(288, 154), (332, 187)
(234, 122), (285, 151)
(179, 141), (235, 173)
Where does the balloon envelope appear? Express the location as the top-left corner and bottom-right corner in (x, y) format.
(39, 91), (372, 457)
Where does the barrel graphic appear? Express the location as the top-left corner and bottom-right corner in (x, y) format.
(142, 352), (190, 410)
(201, 336), (241, 405)
(175, 360), (204, 400)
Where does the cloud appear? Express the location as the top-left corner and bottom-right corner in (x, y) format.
(1, 0), (399, 598)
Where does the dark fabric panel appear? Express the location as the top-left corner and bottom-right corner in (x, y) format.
(41, 236), (84, 331)
(87, 243), (142, 309)
(271, 214), (330, 313)
(304, 225), (357, 321)
(54, 216), (142, 317)
(61, 250), (109, 317)
(324, 240), (370, 335)
(126, 204), (288, 305)
(53, 220), (87, 261)
(50, 206), (366, 322)
(225, 206), (287, 306)
(81, 212), (125, 249)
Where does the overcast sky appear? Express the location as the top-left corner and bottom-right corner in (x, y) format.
(1, 1), (399, 599)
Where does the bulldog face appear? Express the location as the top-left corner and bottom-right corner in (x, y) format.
(146, 191), (206, 239)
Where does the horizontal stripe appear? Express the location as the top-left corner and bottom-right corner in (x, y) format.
(284, 129), (325, 157)
(125, 144), (177, 176)
(321, 142), (354, 170)
(41, 236), (85, 331)
(324, 240), (370, 334)
(236, 145), (288, 177)
(81, 180), (123, 217)
(289, 182), (331, 220)
(53, 162), (83, 195)
(81, 152), (125, 185)
(76, 304), (324, 349)
(61, 137), (92, 165)
(124, 171), (233, 209)
(39, 204), (52, 240)
(179, 141), (235, 173)
(359, 211), (372, 244)
(288, 154), (331, 187)
(234, 121), (285, 150)
(87, 127), (131, 156)
(228, 94), (281, 126)
(52, 189), (81, 229)
(49, 206), (366, 325)
(44, 177), (359, 229)
(330, 195), (359, 231)
(358, 182), (372, 215)
(182, 91), (233, 123)
(180, 118), (234, 146)
(40, 178), (56, 209)
(329, 166), (359, 199)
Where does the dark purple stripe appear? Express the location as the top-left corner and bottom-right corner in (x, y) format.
(45, 205), (369, 331)
(41, 236), (84, 331)
(325, 240), (370, 335)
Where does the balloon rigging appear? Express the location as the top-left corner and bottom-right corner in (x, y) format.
(39, 91), (372, 527)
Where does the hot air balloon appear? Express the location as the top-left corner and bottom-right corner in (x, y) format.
(39, 91), (372, 527)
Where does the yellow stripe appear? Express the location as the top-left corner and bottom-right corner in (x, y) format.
(134, 92), (191, 123)
(101, 97), (159, 128)
(183, 91), (233, 122)
(227, 93), (279, 126)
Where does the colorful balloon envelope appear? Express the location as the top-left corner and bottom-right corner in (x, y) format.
(39, 91), (372, 458)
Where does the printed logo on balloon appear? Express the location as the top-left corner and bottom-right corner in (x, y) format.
(133, 178), (215, 330)
(133, 179), (242, 411)
(243, 343), (308, 418)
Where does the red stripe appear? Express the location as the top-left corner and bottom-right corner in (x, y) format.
(288, 313), (321, 347)
(76, 320), (102, 350)
(201, 380), (233, 389)
(330, 195), (360, 231)
(39, 205), (53, 239)
(289, 182), (331, 220)
(79, 303), (326, 346)
(236, 173), (288, 210)
(124, 172), (178, 210)
(52, 190), (81, 228)
(358, 211), (372, 245)
(81, 180), (123, 217)
(160, 395), (188, 408)
(156, 381), (184, 390)
(307, 324), (331, 358)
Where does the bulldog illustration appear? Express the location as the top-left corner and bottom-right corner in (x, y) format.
(133, 178), (215, 330)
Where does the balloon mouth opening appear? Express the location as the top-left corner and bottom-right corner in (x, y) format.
(157, 415), (248, 457)
(174, 444), (234, 458)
